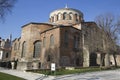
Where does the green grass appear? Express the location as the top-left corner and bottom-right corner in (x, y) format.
(0, 72), (25, 80)
(27, 67), (102, 76)
(27, 66), (120, 76)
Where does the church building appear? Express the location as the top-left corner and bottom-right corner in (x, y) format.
(11, 7), (117, 70)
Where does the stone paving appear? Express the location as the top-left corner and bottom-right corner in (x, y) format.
(54, 69), (120, 80)
(0, 67), (120, 80)
(0, 67), (54, 80)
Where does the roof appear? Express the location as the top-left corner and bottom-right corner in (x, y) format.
(51, 7), (83, 14)
(21, 22), (58, 28)
(40, 25), (81, 34)
(82, 22), (98, 27)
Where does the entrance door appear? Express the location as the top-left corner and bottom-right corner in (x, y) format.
(76, 58), (80, 66)
(90, 53), (97, 66)
(39, 62), (41, 69)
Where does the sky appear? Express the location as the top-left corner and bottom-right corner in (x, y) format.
(0, 0), (120, 40)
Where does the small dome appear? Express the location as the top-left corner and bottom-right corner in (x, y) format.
(49, 7), (84, 25)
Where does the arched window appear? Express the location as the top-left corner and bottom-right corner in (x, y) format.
(33, 41), (41, 58)
(21, 41), (26, 58)
(79, 15), (81, 21)
(0, 41), (1, 46)
(73, 36), (79, 49)
(69, 14), (72, 20)
(6, 53), (9, 58)
(18, 42), (20, 50)
(50, 35), (54, 46)
(51, 16), (54, 22)
(63, 12), (67, 20)
(58, 13), (61, 20)
(47, 55), (51, 61)
(75, 14), (78, 21)
(54, 16), (56, 22)
(73, 36), (76, 48)
(77, 37), (80, 48)
(43, 37), (46, 47)
(14, 43), (17, 50)
(54, 14), (57, 21)
(69, 12), (73, 20)
(56, 15), (58, 21)
(64, 30), (69, 47)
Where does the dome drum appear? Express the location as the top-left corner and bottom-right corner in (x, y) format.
(49, 8), (84, 25)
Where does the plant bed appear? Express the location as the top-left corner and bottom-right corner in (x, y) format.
(26, 67), (102, 76)
(26, 66), (120, 76)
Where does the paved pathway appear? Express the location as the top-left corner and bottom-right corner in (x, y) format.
(54, 69), (120, 80)
(0, 67), (120, 80)
(0, 67), (54, 80)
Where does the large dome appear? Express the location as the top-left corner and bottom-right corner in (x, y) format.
(49, 7), (84, 25)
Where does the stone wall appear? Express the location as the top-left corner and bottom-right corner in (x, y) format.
(40, 27), (60, 69)
(59, 26), (83, 67)
(110, 54), (120, 66)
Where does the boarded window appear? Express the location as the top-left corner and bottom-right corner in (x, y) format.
(33, 41), (41, 58)
(18, 42), (20, 50)
(73, 36), (79, 49)
(43, 37), (46, 47)
(21, 41), (26, 58)
(50, 35), (54, 46)
(14, 43), (17, 50)
(64, 30), (69, 47)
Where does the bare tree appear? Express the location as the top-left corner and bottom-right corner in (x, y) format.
(95, 13), (120, 67)
(44, 46), (59, 69)
(0, 0), (17, 21)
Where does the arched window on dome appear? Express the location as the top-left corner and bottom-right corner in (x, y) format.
(63, 12), (67, 20)
(58, 13), (61, 20)
(69, 12), (73, 20)
(33, 41), (41, 58)
(75, 14), (78, 22)
(54, 14), (57, 21)
(51, 16), (54, 22)
(53, 16), (56, 22)
(79, 15), (81, 22)
(56, 15), (58, 21)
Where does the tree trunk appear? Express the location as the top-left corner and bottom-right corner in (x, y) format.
(105, 53), (110, 68)
(100, 54), (105, 68)
(113, 54), (117, 67)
